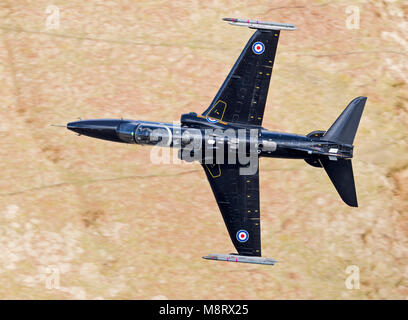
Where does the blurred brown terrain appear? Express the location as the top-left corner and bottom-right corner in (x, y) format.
(0, 0), (407, 299)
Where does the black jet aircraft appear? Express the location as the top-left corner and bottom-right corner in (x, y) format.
(66, 18), (367, 266)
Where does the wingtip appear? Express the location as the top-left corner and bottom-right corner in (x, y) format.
(344, 197), (358, 207)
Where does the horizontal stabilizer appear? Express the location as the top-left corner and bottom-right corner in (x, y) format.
(320, 158), (358, 207)
(202, 253), (277, 266)
(223, 18), (296, 31)
(323, 97), (367, 145)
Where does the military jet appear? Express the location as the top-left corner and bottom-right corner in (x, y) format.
(66, 18), (366, 266)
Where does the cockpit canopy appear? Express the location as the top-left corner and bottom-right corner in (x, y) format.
(134, 123), (172, 146)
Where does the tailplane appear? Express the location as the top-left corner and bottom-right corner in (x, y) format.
(319, 158), (358, 207)
(322, 96), (367, 145)
(314, 97), (367, 207)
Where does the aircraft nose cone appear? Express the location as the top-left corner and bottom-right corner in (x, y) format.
(66, 119), (124, 143)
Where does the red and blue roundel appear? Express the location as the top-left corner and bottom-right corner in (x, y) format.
(236, 230), (249, 243)
(252, 41), (265, 55)
(206, 116), (218, 123)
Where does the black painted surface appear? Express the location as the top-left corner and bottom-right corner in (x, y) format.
(202, 162), (261, 256)
(202, 29), (280, 126)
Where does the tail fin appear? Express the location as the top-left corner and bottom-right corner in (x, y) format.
(322, 96), (367, 145)
(319, 158), (358, 207)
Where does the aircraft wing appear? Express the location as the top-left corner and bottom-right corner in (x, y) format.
(202, 162), (261, 256)
(202, 27), (281, 126)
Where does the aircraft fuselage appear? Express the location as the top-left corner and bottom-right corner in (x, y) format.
(67, 113), (353, 163)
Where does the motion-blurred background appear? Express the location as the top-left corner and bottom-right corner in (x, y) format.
(0, 0), (407, 299)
